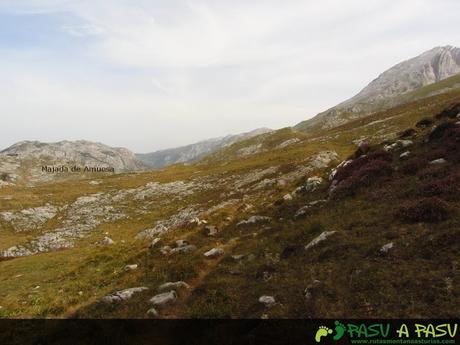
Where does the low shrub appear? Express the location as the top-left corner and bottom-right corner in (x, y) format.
(416, 118), (434, 128)
(417, 180), (453, 198)
(348, 143), (371, 160)
(429, 122), (457, 141)
(334, 151), (392, 183)
(333, 159), (393, 197)
(398, 128), (417, 139)
(395, 197), (451, 223)
(435, 103), (460, 119)
(401, 157), (428, 175)
(417, 166), (450, 180)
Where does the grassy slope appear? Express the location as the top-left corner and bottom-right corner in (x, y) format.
(0, 89), (459, 319)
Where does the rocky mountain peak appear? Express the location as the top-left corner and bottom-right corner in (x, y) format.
(295, 45), (460, 131)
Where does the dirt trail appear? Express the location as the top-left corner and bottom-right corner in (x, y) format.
(160, 242), (236, 319)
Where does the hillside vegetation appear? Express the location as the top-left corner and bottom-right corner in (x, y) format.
(0, 87), (459, 319)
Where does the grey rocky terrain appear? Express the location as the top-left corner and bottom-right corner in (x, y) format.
(0, 140), (147, 186)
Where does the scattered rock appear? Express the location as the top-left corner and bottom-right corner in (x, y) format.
(146, 308), (159, 318)
(384, 140), (413, 152)
(204, 225), (218, 236)
(170, 244), (197, 254)
(125, 264), (138, 271)
(400, 151), (410, 159)
(204, 248), (224, 258)
(379, 242), (394, 254)
(304, 280), (322, 299)
(135, 224), (169, 240)
(232, 254), (245, 261)
(283, 193), (293, 201)
(149, 238), (161, 249)
(304, 231), (336, 251)
(102, 287), (148, 304)
(150, 291), (177, 307)
(429, 158), (447, 165)
(175, 239), (189, 247)
(160, 246), (172, 255)
(237, 215), (271, 227)
(329, 160), (352, 181)
(189, 217), (207, 226)
(157, 281), (190, 292)
(294, 200), (327, 219)
(258, 295), (276, 308)
(309, 151), (339, 169)
(101, 237), (114, 246)
(295, 176), (323, 194)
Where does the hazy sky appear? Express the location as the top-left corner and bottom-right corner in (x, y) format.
(1, 0), (459, 152)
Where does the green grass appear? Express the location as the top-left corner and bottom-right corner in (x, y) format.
(0, 89), (459, 318)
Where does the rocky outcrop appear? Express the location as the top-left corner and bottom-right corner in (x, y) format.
(1, 140), (147, 173)
(0, 205), (58, 232)
(102, 287), (149, 304)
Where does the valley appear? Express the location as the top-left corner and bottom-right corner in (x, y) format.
(0, 46), (459, 320)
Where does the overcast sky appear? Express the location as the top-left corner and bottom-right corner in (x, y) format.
(1, 0), (459, 152)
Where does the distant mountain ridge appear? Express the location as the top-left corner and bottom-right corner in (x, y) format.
(136, 128), (273, 168)
(1, 140), (147, 172)
(295, 45), (460, 132)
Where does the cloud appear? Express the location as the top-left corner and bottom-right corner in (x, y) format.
(0, 0), (459, 152)
(60, 23), (105, 37)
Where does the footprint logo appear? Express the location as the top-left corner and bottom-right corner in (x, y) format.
(333, 321), (346, 341)
(315, 326), (333, 343)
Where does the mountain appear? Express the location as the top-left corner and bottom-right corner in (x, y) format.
(1, 86), (459, 320)
(295, 45), (460, 132)
(1, 140), (146, 172)
(136, 128), (273, 168)
(1, 48), (460, 322)
(0, 140), (147, 185)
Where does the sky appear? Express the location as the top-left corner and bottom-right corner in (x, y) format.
(0, 0), (459, 153)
